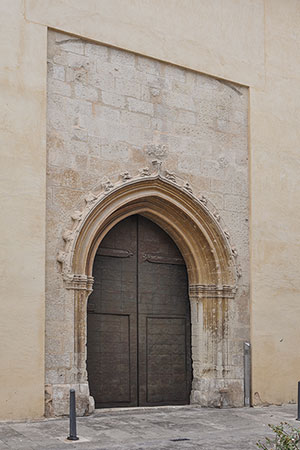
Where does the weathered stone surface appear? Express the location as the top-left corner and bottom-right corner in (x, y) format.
(46, 30), (249, 416)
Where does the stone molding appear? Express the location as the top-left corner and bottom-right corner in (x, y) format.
(56, 160), (241, 287)
(64, 278), (237, 299)
(189, 284), (237, 299)
(64, 274), (94, 291)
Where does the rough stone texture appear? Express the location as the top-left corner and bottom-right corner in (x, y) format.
(46, 30), (249, 415)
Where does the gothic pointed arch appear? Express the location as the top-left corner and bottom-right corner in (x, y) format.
(57, 168), (240, 410)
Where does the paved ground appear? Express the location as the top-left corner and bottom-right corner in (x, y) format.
(0, 404), (299, 450)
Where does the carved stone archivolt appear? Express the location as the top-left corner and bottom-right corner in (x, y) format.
(57, 160), (241, 288)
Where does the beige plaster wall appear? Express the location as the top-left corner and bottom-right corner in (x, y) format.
(25, 0), (265, 89)
(250, 0), (300, 405)
(1, 0), (299, 418)
(0, 0), (46, 419)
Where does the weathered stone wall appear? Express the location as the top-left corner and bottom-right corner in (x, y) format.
(46, 30), (249, 415)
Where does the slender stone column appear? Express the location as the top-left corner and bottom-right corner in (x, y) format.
(47, 275), (95, 416)
(189, 284), (241, 407)
(69, 276), (94, 384)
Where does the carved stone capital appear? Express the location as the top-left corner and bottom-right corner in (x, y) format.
(189, 284), (236, 299)
(64, 274), (94, 292)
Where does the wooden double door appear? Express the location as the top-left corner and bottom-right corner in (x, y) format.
(87, 215), (192, 408)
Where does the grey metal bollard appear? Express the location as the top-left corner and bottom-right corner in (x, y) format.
(244, 342), (251, 407)
(296, 382), (300, 421)
(67, 389), (79, 441)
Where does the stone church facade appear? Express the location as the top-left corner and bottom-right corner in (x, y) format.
(46, 31), (249, 415)
(1, 1), (300, 420)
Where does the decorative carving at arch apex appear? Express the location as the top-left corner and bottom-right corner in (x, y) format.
(164, 170), (176, 182)
(56, 160), (242, 285)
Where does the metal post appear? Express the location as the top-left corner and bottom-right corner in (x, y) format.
(67, 389), (79, 441)
(244, 342), (251, 407)
(296, 382), (300, 421)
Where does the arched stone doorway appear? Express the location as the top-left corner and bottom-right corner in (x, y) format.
(57, 174), (240, 414)
(87, 214), (192, 407)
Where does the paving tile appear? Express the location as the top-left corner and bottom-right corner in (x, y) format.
(0, 405), (298, 449)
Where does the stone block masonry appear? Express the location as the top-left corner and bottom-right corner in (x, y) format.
(46, 30), (249, 415)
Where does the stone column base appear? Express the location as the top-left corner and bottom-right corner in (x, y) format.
(45, 383), (95, 417)
(191, 378), (244, 408)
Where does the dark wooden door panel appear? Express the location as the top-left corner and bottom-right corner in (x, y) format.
(87, 214), (191, 408)
(87, 314), (132, 406)
(146, 317), (187, 404)
(87, 215), (138, 407)
(138, 216), (191, 406)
